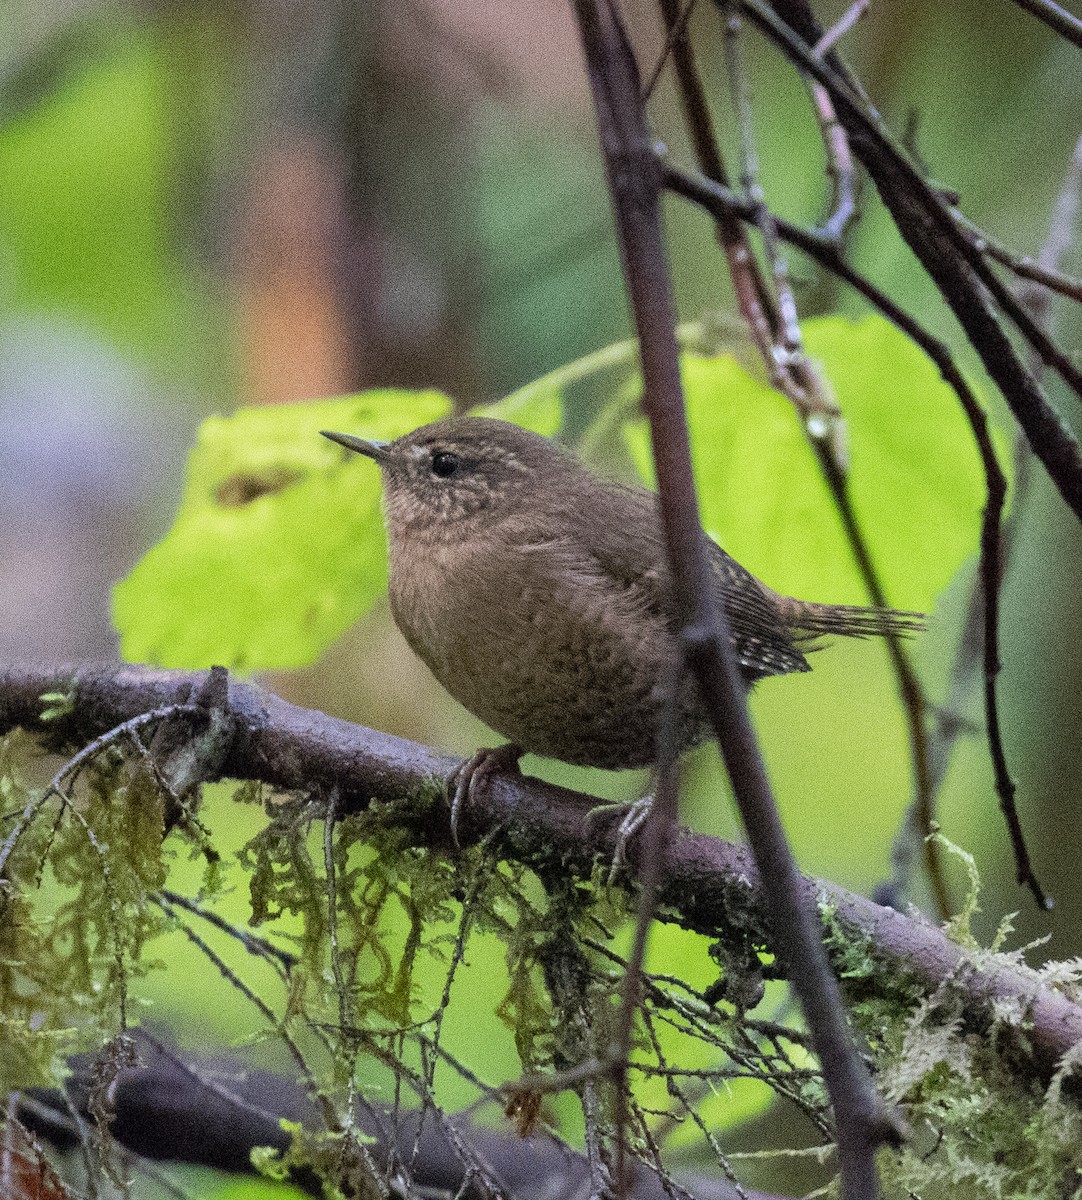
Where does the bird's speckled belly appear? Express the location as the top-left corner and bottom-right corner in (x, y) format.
(390, 557), (706, 770)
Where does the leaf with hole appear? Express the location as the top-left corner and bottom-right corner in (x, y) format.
(113, 391), (452, 671)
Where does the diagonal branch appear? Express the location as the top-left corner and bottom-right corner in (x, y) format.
(1008, 0), (1082, 48)
(2, 664), (1081, 1084)
(2, 665), (1081, 1081)
(570, 4), (899, 1196)
(658, 160), (1047, 907)
(740, 0), (1082, 523)
(655, 0), (947, 915)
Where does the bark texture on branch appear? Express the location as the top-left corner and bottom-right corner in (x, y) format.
(18, 1040), (775, 1200)
(2, 663), (1081, 1086)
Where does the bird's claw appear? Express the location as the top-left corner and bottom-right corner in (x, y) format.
(446, 744), (523, 846)
(586, 794), (656, 883)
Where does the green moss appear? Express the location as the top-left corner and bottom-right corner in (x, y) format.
(832, 846), (1082, 1197)
(5, 725), (1082, 1197)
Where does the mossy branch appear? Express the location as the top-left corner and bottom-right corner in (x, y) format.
(2, 662), (1080, 1093)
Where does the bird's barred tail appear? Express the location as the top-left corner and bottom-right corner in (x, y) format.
(782, 599), (925, 642)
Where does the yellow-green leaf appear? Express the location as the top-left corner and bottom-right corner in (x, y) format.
(625, 314), (995, 613)
(113, 391), (451, 670)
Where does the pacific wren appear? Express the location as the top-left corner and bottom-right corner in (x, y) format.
(321, 418), (921, 813)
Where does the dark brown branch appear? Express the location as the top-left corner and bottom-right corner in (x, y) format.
(17, 1042), (777, 1200)
(658, 161), (951, 917)
(575, 7), (740, 1191)
(739, 0), (1082, 523)
(749, 0), (1082, 409)
(570, 4), (898, 1196)
(972, 130), (1082, 904)
(660, 159), (1049, 908)
(745, 0), (1064, 909)
(659, 0), (945, 914)
(1, 665), (1080, 1078)
(1008, 0), (1082, 48)
(927, 133), (1082, 847)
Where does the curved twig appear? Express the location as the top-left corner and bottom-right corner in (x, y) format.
(739, 0), (1082, 521)
(660, 159), (1050, 908)
(657, 0), (946, 913)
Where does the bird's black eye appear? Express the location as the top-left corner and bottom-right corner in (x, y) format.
(430, 450), (460, 479)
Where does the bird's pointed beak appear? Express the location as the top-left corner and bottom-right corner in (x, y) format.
(321, 430), (391, 463)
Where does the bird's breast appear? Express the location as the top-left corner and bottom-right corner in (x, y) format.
(386, 531), (706, 768)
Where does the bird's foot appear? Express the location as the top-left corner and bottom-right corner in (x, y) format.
(446, 743), (524, 847)
(587, 794), (655, 883)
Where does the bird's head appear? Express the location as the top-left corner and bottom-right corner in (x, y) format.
(321, 417), (575, 535)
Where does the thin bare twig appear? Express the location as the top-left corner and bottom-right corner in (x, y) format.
(718, 0), (1082, 910)
(666, 126), (1074, 907)
(158, 888), (299, 975)
(154, 898), (335, 1120)
(740, 0), (1082, 520)
(808, 77), (859, 242)
(732, 0), (1063, 908)
(657, 84), (945, 912)
(723, 4), (804, 360)
(943, 131), (1082, 904)
(960, 139), (1078, 908)
(23, 1044), (782, 1200)
(812, 0), (870, 56)
(613, 659), (683, 1197)
(807, 0), (868, 241)
(716, 0), (839, 425)
(323, 787), (364, 1145)
(659, 0), (945, 912)
(1007, 0), (1082, 49)
(658, 159), (1048, 906)
(570, 5), (900, 1198)
(1022, 132), (1082, 325)
(954, 210), (1082, 306)
(654, 0), (785, 388)
(642, 0), (702, 101)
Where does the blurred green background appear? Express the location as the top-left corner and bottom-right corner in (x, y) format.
(4, 0), (1082, 1193)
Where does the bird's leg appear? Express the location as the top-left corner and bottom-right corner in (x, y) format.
(611, 793), (655, 879)
(586, 793), (656, 881)
(446, 743), (524, 846)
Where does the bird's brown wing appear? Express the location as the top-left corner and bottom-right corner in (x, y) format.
(569, 481), (810, 679)
(704, 541), (811, 678)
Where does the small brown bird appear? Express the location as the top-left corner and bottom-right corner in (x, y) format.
(322, 417), (921, 831)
